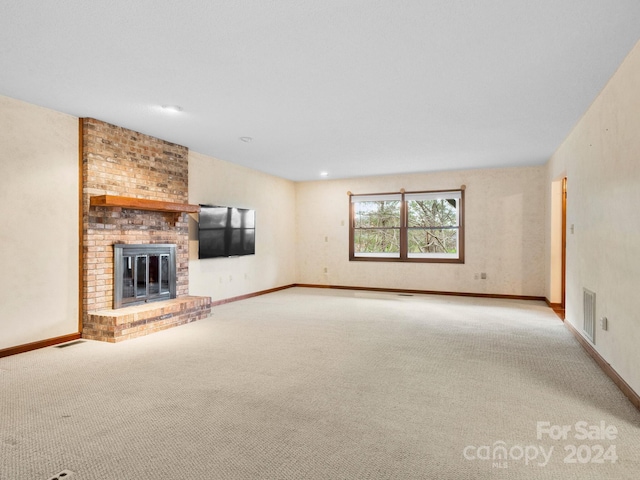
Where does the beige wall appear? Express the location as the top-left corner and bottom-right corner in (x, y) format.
(188, 152), (297, 301)
(0, 95), (79, 349)
(295, 165), (546, 297)
(545, 40), (640, 394)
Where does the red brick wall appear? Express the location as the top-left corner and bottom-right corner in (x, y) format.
(82, 118), (190, 316)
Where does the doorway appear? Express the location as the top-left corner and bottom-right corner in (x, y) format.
(549, 175), (567, 320)
(561, 177), (567, 311)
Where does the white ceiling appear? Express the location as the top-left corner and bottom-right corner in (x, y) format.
(1, 1), (639, 181)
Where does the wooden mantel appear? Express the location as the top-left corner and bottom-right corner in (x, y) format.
(90, 195), (200, 214)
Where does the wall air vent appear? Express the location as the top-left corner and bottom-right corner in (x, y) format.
(583, 288), (596, 343)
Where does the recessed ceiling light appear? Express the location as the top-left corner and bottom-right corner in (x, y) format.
(239, 137), (253, 143)
(160, 105), (183, 113)
(320, 171), (329, 177)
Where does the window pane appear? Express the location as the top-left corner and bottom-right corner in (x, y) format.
(136, 256), (147, 297)
(408, 199), (457, 228)
(408, 228), (458, 255)
(354, 200), (401, 228)
(148, 255), (160, 295)
(160, 255), (170, 294)
(354, 228), (400, 255)
(122, 256), (134, 299)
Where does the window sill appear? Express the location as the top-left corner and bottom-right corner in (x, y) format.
(350, 256), (464, 264)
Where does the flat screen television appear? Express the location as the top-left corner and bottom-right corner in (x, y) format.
(198, 205), (255, 258)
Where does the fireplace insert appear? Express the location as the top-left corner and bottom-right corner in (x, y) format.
(113, 244), (176, 308)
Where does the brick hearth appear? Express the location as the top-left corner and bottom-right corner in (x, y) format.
(83, 296), (212, 343)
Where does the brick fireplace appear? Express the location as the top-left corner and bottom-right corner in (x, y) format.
(81, 118), (211, 342)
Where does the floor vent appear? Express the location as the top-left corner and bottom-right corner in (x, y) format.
(583, 288), (596, 343)
(54, 341), (85, 349)
(46, 470), (74, 480)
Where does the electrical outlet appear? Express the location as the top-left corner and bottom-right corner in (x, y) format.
(474, 273), (479, 280)
(600, 317), (608, 330)
(481, 272), (487, 280)
(323, 267), (328, 273)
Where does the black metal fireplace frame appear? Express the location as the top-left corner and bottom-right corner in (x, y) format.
(113, 244), (177, 309)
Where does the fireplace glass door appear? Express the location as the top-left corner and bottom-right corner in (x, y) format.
(114, 244), (176, 308)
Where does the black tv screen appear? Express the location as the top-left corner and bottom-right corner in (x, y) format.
(198, 205), (255, 258)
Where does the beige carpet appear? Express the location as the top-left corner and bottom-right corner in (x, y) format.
(1, 287), (639, 479)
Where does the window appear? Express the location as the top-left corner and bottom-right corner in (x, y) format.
(350, 189), (464, 263)
(351, 194), (402, 258)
